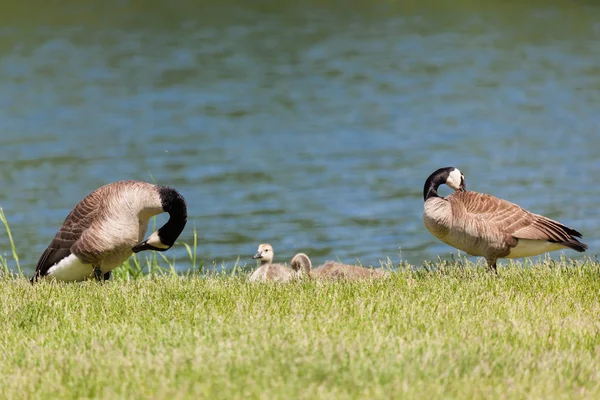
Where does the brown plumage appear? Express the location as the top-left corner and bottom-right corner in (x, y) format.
(423, 167), (587, 273)
(290, 253), (388, 280)
(249, 243), (295, 282)
(31, 180), (187, 283)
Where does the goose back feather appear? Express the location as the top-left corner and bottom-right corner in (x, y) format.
(426, 189), (587, 259)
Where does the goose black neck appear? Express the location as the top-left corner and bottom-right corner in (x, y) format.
(423, 167), (453, 201)
(157, 186), (188, 247)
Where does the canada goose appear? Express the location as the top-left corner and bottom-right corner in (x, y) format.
(249, 243), (295, 282)
(423, 166), (587, 273)
(290, 253), (388, 280)
(31, 180), (187, 283)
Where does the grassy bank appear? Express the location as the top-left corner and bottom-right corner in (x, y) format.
(0, 262), (599, 399)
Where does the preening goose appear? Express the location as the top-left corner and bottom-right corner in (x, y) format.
(249, 243), (295, 282)
(290, 253), (388, 280)
(31, 180), (187, 283)
(423, 167), (587, 273)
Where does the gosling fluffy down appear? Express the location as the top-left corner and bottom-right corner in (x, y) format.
(290, 253), (388, 280)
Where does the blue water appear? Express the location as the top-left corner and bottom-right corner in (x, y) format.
(0, 0), (599, 274)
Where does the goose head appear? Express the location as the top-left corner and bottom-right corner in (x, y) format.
(132, 186), (187, 253)
(132, 230), (172, 253)
(423, 167), (466, 201)
(446, 168), (466, 192)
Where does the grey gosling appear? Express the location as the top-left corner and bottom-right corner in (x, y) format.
(290, 253), (388, 280)
(31, 180), (187, 283)
(249, 243), (295, 282)
(423, 166), (587, 273)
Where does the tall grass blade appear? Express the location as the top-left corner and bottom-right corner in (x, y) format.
(0, 206), (21, 276)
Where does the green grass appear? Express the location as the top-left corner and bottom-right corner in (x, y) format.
(0, 262), (599, 399)
(0, 214), (599, 399)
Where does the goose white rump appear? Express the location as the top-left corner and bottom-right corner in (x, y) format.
(45, 254), (94, 282)
(506, 239), (565, 259)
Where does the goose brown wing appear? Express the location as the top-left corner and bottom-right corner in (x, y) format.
(32, 191), (103, 281)
(448, 191), (538, 249)
(453, 192), (531, 227)
(451, 191), (587, 251)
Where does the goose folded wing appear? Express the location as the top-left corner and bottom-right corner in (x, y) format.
(511, 215), (582, 242)
(33, 195), (101, 278)
(458, 192), (582, 244)
(455, 192), (532, 235)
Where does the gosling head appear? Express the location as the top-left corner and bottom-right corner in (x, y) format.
(252, 243), (274, 264)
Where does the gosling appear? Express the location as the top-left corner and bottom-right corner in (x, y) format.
(290, 253), (388, 280)
(249, 243), (295, 282)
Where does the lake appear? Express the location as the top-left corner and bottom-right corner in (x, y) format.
(0, 0), (599, 275)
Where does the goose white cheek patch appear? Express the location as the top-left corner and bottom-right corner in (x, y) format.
(146, 231), (170, 249)
(446, 168), (463, 190)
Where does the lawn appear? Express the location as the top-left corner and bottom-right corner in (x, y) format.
(0, 257), (598, 399)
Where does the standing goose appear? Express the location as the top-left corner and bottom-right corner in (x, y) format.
(31, 180), (187, 283)
(423, 166), (587, 273)
(290, 253), (388, 280)
(249, 243), (295, 282)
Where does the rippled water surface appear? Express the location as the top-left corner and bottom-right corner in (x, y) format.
(1, 0), (599, 274)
